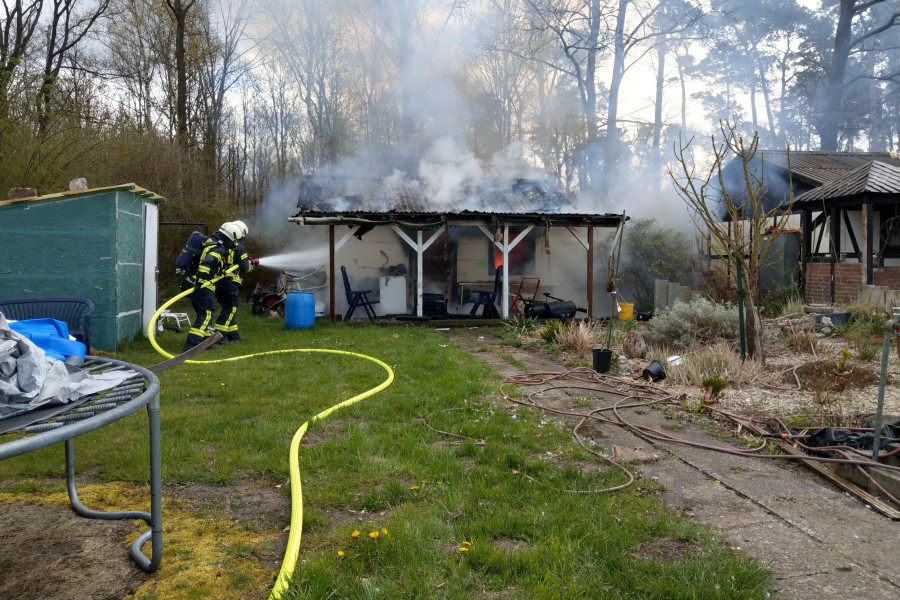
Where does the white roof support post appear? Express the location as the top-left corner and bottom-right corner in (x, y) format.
(390, 225), (446, 317)
(477, 223), (533, 319)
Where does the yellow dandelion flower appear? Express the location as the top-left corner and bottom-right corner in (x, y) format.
(369, 530), (379, 538)
(458, 546), (469, 552)
(351, 530), (360, 538)
(337, 550), (345, 557)
(462, 540), (472, 546)
(409, 485), (419, 491)
(381, 527), (389, 535)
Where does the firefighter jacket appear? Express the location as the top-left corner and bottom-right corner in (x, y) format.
(222, 241), (254, 286)
(194, 232), (232, 290)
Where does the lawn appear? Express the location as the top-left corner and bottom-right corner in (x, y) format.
(0, 302), (771, 599)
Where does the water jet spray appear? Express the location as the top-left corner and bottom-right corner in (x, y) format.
(256, 249), (329, 270)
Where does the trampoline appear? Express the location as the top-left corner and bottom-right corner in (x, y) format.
(0, 356), (162, 572)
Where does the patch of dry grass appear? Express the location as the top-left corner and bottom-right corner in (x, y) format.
(785, 325), (819, 355)
(555, 319), (604, 359)
(662, 341), (766, 389)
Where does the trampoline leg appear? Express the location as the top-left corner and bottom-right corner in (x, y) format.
(64, 394), (162, 572)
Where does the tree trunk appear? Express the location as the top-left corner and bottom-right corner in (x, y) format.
(821, 0), (855, 151)
(602, 0), (629, 195)
(165, 0), (196, 149)
(652, 32), (666, 195)
(741, 269), (765, 363)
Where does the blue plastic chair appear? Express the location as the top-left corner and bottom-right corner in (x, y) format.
(467, 267), (502, 318)
(0, 297), (94, 354)
(340, 266), (379, 321)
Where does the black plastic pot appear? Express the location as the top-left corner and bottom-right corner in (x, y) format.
(593, 348), (613, 374)
(642, 360), (666, 381)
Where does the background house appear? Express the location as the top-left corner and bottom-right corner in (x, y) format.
(717, 151), (900, 306)
(0, 184), (164, 350)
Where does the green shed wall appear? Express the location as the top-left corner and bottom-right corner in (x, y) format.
(0, 186), (161, 351)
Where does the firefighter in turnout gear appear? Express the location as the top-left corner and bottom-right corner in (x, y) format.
(213, 220), (257, 343)
(181, 222), (241, 352)
(176, 229), (209, 342)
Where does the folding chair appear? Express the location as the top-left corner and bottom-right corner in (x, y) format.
(340, 266), (379, 321)
(510, 276), (541, 316)
(466, 266), (502, 318)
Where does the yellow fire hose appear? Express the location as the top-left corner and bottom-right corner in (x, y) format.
(147, 271), (395, 599)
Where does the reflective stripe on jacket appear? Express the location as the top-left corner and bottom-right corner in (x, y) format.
(223, 241), (254, 285)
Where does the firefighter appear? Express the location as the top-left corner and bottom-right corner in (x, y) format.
(181, 222), (243, 352)
(213, 220), (258, 343)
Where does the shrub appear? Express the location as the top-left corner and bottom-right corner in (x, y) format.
(843, 324), (881, 361)
(541, 320), (565, 344)
(644, 297), (740, 350)
(618, 218), (693, 308)
(759, 286), (802, 318)
(847, 302), (889, 336)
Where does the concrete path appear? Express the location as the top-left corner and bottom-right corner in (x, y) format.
(447, 328), (900, 600)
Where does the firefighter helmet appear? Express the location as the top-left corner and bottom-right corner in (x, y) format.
(218, 221), (243, 242)
(231, 220), (249, 240)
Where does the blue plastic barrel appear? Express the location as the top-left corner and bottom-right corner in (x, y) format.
(284, 291), (315, 329)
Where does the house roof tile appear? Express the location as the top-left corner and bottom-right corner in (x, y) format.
(758, 151), (896, 186)
(794, 160), (900, 204)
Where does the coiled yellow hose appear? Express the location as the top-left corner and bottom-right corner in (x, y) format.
(147, 276), (395, 599)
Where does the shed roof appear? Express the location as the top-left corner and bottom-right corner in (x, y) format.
(0, 183), (165, 209)
(292, 176), (624, 228)
(794, 159), (900, 204)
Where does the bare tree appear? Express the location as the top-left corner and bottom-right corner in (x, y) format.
(106, 0), (166, 131)
(196, 0), (257, 177)
(668, 121), (795, 361)
(255, 57), (304, 179)
(164, 0), (196, 148)
(820, 0), (899, 151)
(37, 0), (111, 132)
(525, 0), (607, 193)
(0, 0), (43, 112)
(524, 0), (703, 197)
(467, 0), (534, 157)
(268, 0), (353, 170)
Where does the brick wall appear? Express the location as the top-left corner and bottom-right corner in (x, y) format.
(874, 268), (900, 289)
(806, 262), (900, 304)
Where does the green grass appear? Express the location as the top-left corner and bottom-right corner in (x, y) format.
(0, 303), (772, 598)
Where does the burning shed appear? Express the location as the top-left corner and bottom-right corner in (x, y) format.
(290, 176), (626, 320)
